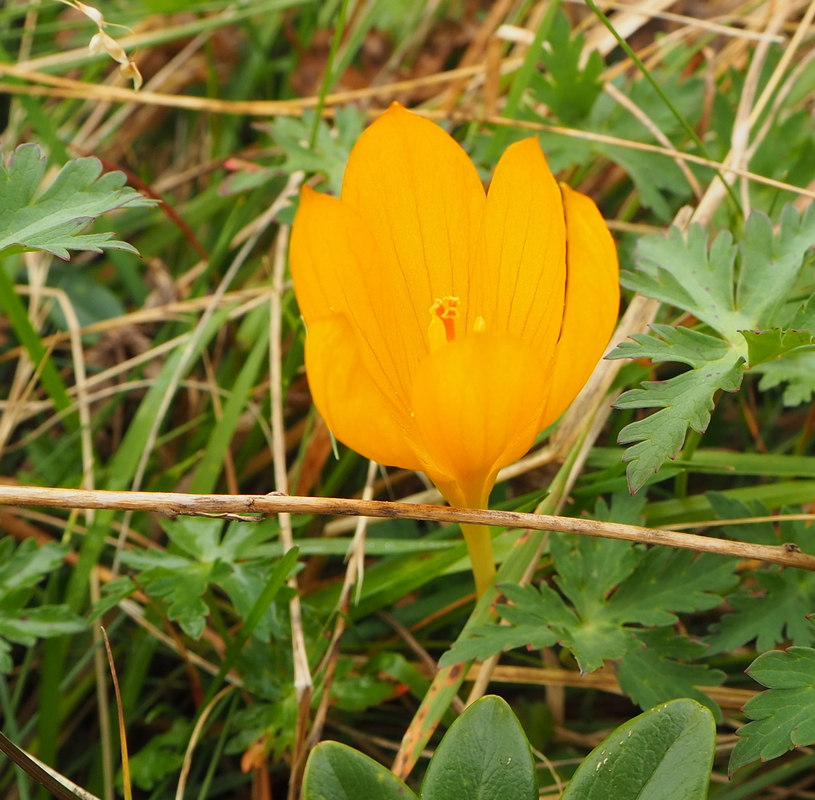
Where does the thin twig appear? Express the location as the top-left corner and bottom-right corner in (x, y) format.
(2, 486), (815, 571)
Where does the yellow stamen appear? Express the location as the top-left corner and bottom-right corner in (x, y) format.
(473, 316), (486, 333)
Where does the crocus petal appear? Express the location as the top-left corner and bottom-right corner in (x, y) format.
(410, 334), (549, 509)
(481, 138), (566, 363)
(539, 183), (620, 428)
(342, 103), (487, 342)
(290, 186), (417, 405)
(305, 316), (425, 471)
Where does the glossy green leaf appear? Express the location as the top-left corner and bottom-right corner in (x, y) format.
(421, 696), (537, 800)
(302, 741), (416, 800)
(560, 699), (715, 800)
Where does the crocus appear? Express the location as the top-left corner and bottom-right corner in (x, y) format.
(290, 104), (619, 597)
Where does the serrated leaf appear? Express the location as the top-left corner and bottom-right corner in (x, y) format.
(635, 627), (710, 660)
(617, 648), (725, 722)
(260, 107), (365, 195)
(143, 561), (231, 639)
(128, 719), (189, 791)
(609, 548), (738, 627)
(505, 578), (640, 674)
(551, 532), (641, 613)
(608, 324), (730, 367)
(622, 225), (744, 340)
(730, 647), (815, 774)
(704, 497), (815, 653)
(159, 517), (223, 562)
(439, 583), (564, 668)
(561, 699), (715, 800)
(421, 696), (537, 800)
(788, 292), (815, 331)
(737, 204), (815, 329)
(705, 570), (815, 654)
(705, 493), (777, 544)
(756, 347), (815, 406)
(615, 349), (744, 492)
(532, 10), (603, 125)
(613, 206), (815, 489)
(443, 534), (735, 677)
(0, 143), (152, 260)
(438, 621), (558, 667)
(741, 328), (815, 368)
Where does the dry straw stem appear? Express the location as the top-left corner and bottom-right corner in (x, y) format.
(269, 221), (313, 800)
(1, 486), (814, 572)
(434, 664), (758, 711)
(1, 78), (811, 203)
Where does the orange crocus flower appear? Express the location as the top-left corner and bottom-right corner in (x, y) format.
(290, 104), (619, 597)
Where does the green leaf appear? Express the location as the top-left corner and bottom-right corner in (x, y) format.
(258, 108), (365, 196)
(0, 538), (84, 672)
(531, 11), (603, 125)
(87, 577), (137, 623)
(551, 532), (641, 613)
(421, 696), (536, 800)
(756, 347), (815, 406)
(705, 570), (815, 653)
(613, 347), (744, 493)
(705, 492), (776, 544)
(0, 606), (86, 648)
(741, 328), (815, 368)
(331, 658), (399, 712)
(730, 647), (815, 774)
(443, 527), (735, 678)
(611, 206), (815, 489)
(736, 204), (815, 330)
(0, 539), (69, 600)
(617, 648), (725, 722)
(118, 552), (231, 639)
(128, 718), (189, 791)
(788, 292), (815, 331)
(302, 741), (417, 800)
(596, 145), (687, 221)
(609, 324), (730, 367)
(704, 496), (815, 653)
(560, 699), (715, 800)
(621, 224), (744, 340)
(608, 548), (738, 627)
(160, 517), (224, 562)
(48, 265), (127, 330)
(0, 143), (153, 260)
(439, 618), (559, 667)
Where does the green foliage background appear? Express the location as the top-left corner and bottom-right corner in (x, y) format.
(2, 1), (815, 799)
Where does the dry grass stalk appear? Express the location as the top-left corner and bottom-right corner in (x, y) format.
(1, 484), (813, 572)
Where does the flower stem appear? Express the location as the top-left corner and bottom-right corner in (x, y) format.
(461, 523), (496, 598)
